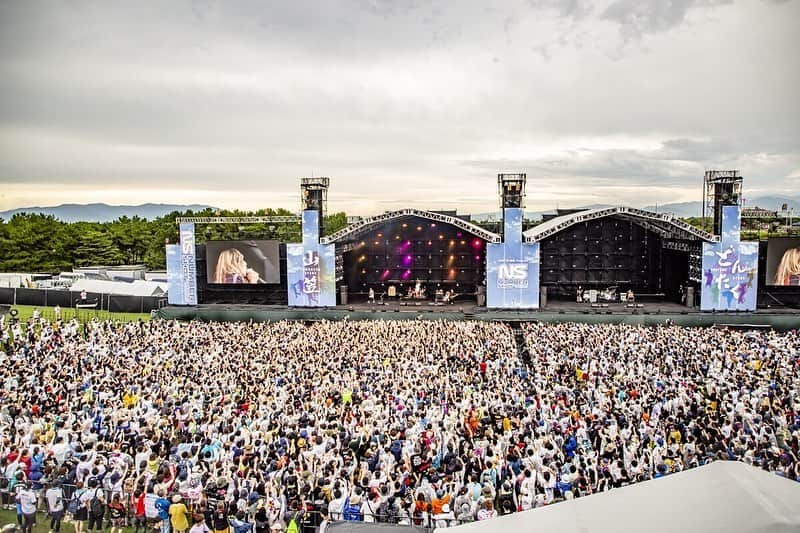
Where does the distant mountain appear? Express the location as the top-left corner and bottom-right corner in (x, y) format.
(471, 204), (615, 222)
(739, 196), (800, 212)
(0, 203), (216, 222)
(645, 196), (800, 218)
(642, 201), (703, 219)
(472, 196), (800, 222)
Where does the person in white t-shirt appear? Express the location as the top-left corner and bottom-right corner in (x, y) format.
(19, 482), (39, 533)
(46, 481), (66, 533)
(327, 488), (346, 521)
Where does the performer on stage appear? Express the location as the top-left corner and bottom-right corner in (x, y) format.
(368, 287), (375, 304)
(444, 289), (455, 304)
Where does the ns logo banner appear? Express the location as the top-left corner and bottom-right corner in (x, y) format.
(180, 230), (195, 254)
(497, 261), (529, 288)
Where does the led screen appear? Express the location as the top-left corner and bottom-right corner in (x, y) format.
(205, 240), (280, 284)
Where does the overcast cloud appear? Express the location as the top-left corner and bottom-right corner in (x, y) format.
(0, 0), (797, 215)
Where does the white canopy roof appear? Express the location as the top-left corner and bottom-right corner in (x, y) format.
(446, 461), (800, 533)
(70, 279), (166, 297)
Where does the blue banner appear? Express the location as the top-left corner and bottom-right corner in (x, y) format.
(179, 222), (198, 305)
(486, 208), (540, 308)
(700, 206), (758, 311)
(287, 210), (336, 306)
(166, 244), (184, 305)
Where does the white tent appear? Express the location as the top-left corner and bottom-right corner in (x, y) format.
(70, 279), (166, 297)
(447, 461), (800, 533)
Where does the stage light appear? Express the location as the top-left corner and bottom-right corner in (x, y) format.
(427, 241), (432, 246)
(460, 241), (466, 245)
(431, 223), (436, 227)
(402, 223), (408, 228)
(377, 233), (383, 237)
(439, 235), (444, 239)
(417, 226), (422, 231)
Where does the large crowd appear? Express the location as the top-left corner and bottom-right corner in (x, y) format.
(0, 315), (798, 533)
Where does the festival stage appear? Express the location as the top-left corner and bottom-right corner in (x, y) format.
(158, 301), (800, 330)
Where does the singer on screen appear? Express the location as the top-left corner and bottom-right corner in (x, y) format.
(214, 248), (260, 284)
(773, 246), (800, 286)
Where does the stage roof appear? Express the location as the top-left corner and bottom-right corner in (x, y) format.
(321, 208), (502, 247)
(523, 206), (716, 244)
(445, 461), (800, 533)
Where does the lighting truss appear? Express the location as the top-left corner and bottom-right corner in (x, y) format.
(320, 208), (501, 245)
(524, 206), (716, 244)
(175, 216), (300, 224)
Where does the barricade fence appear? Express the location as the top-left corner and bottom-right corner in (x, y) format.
(0, 477), (477, 532)
(0, 287), (166, 314)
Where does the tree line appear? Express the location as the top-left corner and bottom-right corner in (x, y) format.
(0, 208), (348, 273)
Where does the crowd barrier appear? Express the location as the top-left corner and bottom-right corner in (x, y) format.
(0, 478), (464, 532)
(0, 287), (166, 314)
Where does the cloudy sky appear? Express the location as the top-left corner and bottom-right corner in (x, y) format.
(0, 0), (797, 215)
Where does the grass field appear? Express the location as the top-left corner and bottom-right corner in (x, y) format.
(6, 305), (151, 325)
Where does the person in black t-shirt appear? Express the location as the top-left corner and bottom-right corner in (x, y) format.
(210, 502), (230, 533)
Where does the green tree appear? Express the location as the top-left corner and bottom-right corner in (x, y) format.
(73, 228), (124, 266)
(324, 212), (348, 236)
(0, 207), (352, 272)
(0, 214), (75, 272)
(682, 217), (713, 233)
